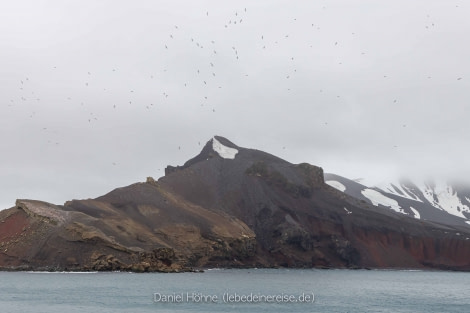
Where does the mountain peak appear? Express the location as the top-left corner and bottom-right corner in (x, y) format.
(164, 136), (240, 176)
(211, 136), (239, 159)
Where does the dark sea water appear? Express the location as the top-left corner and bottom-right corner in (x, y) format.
(0, 268), (469, 312)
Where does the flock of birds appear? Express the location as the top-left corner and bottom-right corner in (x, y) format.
(5, 4), (467, 155)
(1, 3), (469, 210)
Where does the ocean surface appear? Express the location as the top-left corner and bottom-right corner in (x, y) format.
(0, 268), (469, 313)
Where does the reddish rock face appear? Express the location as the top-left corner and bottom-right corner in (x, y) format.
(1, 136), (470, 271)
(0, 209), (30, 240)
(350, 226), (470, 270)
(0, 209), (30, 266)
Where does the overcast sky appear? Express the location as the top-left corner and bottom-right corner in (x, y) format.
(1, 0), (469, 210)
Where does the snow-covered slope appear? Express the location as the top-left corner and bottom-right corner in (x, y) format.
(375, 179), (422, 202)
(375, 179), (470, 221)
(412, 181), (470, 219)
(324, 173), (470, 228)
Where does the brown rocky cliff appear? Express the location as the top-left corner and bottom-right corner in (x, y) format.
(1, 189), (256, 271)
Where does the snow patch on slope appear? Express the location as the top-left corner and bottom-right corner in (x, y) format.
(361, 188), (402, 213)
(212, 137), (238, 159)
(416, 181), (470, 219)
(375, 179), (422, 202)
(410, 207), (420, 219)
(326, 180), (346, 192)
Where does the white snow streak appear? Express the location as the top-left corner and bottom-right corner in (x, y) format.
(416, 181), (470, 219)
(326, 180), (346, 192)
(361, 188), (402, 213)
(376, 180), (421, 202)
(212, 137), (238, 159)
(409, 206), (420, 219)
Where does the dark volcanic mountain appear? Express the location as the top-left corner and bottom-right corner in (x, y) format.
(1, 136), (470, 271)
